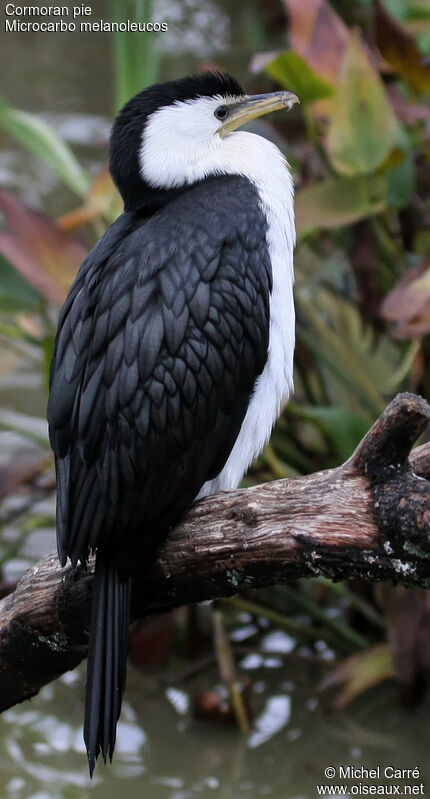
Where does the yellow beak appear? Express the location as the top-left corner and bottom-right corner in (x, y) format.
(219, 91), (299, 138)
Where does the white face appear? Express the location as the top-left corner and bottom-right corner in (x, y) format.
(139, 94), (244, 190)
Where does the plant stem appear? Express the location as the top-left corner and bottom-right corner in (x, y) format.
(225, 596), (358, 654)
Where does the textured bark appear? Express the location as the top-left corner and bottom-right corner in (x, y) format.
(0, 392), (429, 712)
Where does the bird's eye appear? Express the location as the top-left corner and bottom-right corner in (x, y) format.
(214, 105), (229, 121)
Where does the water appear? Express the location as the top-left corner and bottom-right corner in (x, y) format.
(1, 653), (429, 799)
(1, 1), (430, 795)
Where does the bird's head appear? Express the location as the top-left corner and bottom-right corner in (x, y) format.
(109, 72), (298, 212)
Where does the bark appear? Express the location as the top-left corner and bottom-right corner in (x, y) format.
(0, 392), (430, 712)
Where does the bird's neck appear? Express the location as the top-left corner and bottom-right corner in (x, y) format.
(121, 181), (190, 215)
(214, 132), (296, 282)
(127, 132), (295, 246)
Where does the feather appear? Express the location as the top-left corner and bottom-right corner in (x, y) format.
(48, 173), (273, 773)
(84, 556), (132, 776)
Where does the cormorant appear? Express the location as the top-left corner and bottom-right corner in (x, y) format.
(47, 71), (298, 775)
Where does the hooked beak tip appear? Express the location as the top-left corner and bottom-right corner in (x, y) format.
(219, 89), (300, 137)
(284, 92), (300, 109)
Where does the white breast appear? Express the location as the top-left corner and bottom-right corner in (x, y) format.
(197, 132), (295, 498)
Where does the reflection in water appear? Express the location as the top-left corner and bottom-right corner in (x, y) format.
(0, 657), (430, 798)
(248, 696), (291, 749)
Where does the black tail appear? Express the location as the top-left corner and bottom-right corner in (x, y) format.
(84, 554), (132, 777)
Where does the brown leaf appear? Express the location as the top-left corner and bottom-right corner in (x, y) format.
(282, 0), (350, 84)
(0, 234), (64, 306)
(58, 166), (122, 231)
(0, 190), (86, 304)
(375, 0), (430, 93)
(381, 259), (430, 338)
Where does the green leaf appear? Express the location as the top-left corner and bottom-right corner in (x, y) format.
(319, 644), (393, 709)
(111, 0), (162, 110)
(417, 30), (430, 56)
(297, 289), (400, 419)
(382, 126), (415, 209)
(0, 99), (90, 198)
(327, 32), (399, 176)
(294, 405), (370, 461)
(387, 150), (415, 209)
(295, 174), (387, 234)
(383, 0), (407, 18)
(265, 51), (334, 104)
(0, 253), (42, 312)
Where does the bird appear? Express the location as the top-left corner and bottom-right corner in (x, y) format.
(47, 70), (298, 776)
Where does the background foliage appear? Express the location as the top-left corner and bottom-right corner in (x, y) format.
(1, 0), (430, 715)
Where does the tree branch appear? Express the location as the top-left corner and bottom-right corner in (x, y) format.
(0, 392), (429, 712)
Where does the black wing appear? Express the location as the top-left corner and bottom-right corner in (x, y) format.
(48, 174), (271, 569)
